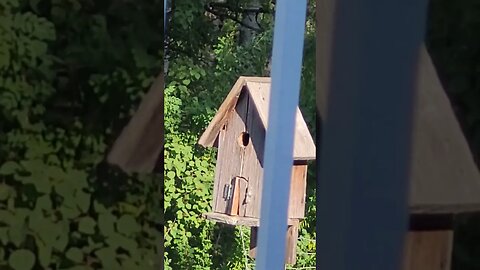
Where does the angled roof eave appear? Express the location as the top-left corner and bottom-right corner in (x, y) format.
(198, 77), (271, 147)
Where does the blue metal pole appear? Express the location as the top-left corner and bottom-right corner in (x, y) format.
(255, 1), (307, 269)
(316, 0), (429, 269)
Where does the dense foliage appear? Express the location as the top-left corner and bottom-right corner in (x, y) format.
(164, 0), (316, 269)
(0, 0), (163, 269)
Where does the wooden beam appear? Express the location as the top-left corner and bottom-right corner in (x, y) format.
(203, 212), (298, 227)
(249, 220), (300, 265)
(285, 222), (299, 265)
(249, 227), (258, 258)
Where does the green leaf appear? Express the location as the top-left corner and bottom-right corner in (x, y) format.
(118, 202), (140, 216)
(35, 237), (52, 268)
(59, 205), (81, 220)
(116, 214), (140, 236)
(8, 220), (27, 247)
(105, 232), (138, 256)
(121, 258), (139, 269)
(95, 247), (120, 269)
(55, 180), (74, 198)
(166, 171), (175, 179)
(93, 200), (109, 214)
(66, 247), (83, 263)
(28, 209), (57, 246)
(35, 195), (52, 211)
(0, 228), (8, 245)
(29, 0), (41, 13)
(98, 213), (116, 236)
(0, 161), (19, 175)
(78, 217), (96, 235)
(19, 159), (44, 174)
(32, 175), (52, 194)
(0, 210), (14, 224)
(53, 221), (69, 252)
(8, 249), (35, 270)
(0, 184), (12, 201)
(66, 266), (91, 270)
(82, 237), (104, 254)
(75, 190), (91, 213)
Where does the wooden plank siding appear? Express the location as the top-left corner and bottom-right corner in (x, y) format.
(213, 92), (249, 213)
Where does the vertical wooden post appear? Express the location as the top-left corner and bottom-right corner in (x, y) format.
(249, 222), (300, 265)
(285, 222), (299, 265)
(402, 231), (453, 270)
(250, 227), (258, 258)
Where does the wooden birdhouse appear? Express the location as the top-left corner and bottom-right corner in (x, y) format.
(198, 76), (315, 265)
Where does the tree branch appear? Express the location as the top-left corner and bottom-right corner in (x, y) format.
(204, 4), (265, 32)
(207, 2), (272, 14)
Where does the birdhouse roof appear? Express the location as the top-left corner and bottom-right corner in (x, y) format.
(406, 48), (480, 214)
(198, 76), (316, 161)
(315, 42), (480, 215)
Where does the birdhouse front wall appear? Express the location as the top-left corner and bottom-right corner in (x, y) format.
(211, 89), (307, 220)
(211, 94), (247, 214)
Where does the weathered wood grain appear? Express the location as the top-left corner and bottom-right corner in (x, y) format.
(246, 81), (316, 160)
(249, 227), (258, 258)
(198, 77), (270, 147)
(107, 72), (164, 173)
(243, 95), (266, 218)
(199, 77), (316, 161)
(408, 46), (480, 214)
(288, 165), (308, 219)
(203, 212), (297, 227)
(248, 220), (300, 265)
(402, 230), (453, 270)
(213, 92), (248, 213)
(285, 221), (300, 265)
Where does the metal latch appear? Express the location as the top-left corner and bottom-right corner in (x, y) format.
(245, 187), (253, 204)
(223, 184), (233, 200)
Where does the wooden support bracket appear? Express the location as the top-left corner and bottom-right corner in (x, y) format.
(249, 219), (300, 265)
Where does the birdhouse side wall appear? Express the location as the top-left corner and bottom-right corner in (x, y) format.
(288, 164), (308, 219)
(240, 95), (266, 218)
(212, 93), (249, 214)
(240, 91), (308, 220)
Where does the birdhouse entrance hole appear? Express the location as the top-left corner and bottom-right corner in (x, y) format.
(238, 132), (250, 147)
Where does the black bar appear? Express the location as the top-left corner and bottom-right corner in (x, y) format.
(409, 214), (454, 231)
(316, 0), (429, 269)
